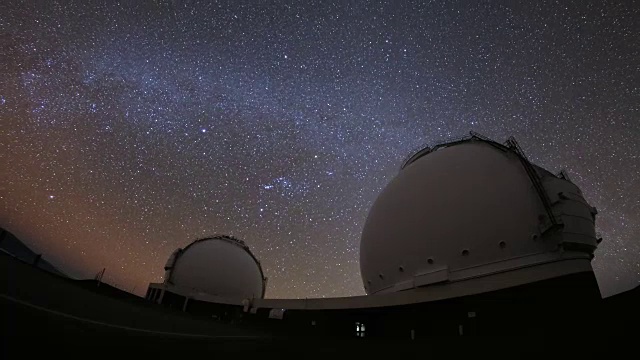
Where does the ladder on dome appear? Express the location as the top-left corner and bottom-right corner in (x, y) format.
(505, 137), (558, 229)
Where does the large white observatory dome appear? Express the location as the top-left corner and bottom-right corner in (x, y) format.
(163, 235), (266, 300)
(360, 133), (599, 295)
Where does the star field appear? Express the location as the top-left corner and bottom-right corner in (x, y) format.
(1, 1), (638, 298)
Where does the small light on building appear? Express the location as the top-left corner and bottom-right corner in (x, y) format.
(356, 322), (366, 337)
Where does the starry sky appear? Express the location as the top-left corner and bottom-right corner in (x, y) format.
(1, 0), (638, 298)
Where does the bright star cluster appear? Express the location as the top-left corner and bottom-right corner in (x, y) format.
(1, 1), (638, 298)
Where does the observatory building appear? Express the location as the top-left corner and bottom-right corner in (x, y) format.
(150, 235), (266, 311)
(146, 133), (604, 338)
(360, 133), (599, 296)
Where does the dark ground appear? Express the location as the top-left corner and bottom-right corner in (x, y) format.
(1, 250), (637, 357)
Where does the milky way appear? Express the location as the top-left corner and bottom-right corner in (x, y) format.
(1, 1), (638, 298)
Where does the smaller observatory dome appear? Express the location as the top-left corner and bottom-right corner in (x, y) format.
(164, 235), (266, 300)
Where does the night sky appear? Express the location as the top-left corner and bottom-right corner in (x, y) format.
(1, 1), (638, 298)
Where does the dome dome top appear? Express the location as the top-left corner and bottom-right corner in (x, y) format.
(360, 133), (598, 295)
(164, 235), (266, 300)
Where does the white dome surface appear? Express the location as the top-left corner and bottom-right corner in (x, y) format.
(360, 141), (558, 294)
(167, 237), (265, 300)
